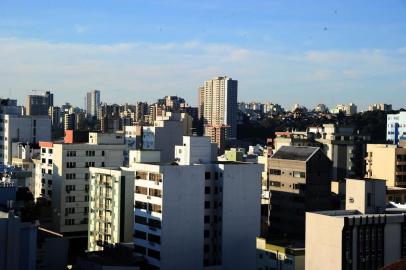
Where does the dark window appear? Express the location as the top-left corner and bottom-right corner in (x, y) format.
(205, 201), (210, 209)
(205, 187), (210, 194)
(134, 215), (148, 225)
(134, 244), (146, 255)
(204, 230), (210, 238)
(134, 230), (147, 240)
(148, 249), (160, 260)
(205, 172), (211, 179)
(367, 193), (372, 207)
(148, 233), (161, 244)
(204, 215), (210, 223)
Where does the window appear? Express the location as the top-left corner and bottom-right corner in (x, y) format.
(148, 218), (161, 229)
(204, 244), (210, 252)
(270, 169), (281, 175)
(134, 215), (148, 225)
(293, 171), (306, 178)
(42, 148), (46, 153)
(47, 180), (52, 185)
(134, 230), (147, 240)
(86, 151), (95, 157)
(66, 196), (75, 203)
(205, 201), (210, 209)
(205, 187), (210, 194)
(65, 207), (75, 214)
(204, 230), (210, 238)
(148, 203), (162, 213)
(149, 188), (162, 198)
(41, 168), (46, 174)
(101, 162), (105, 167)
(48, 148), (53, 154)
(135, 186), (148, 195)
(67, 151), (76, 157)
(66, 173), (76, 180)
(42, 158), (46, 164)
(47, 169), (52, 174)
(205, 172), (211, 179)
(147, 249), (160, 260)
(85, 162), (95, 168)
(135, 201), (148, 210)
(48, 159), (53, 165)
(66, 162), (76, 168)
(204, 215), (210, 223)
(101, 151), (105, 156)
(65, 219), (74, 226)
(148, 233), (161, 244)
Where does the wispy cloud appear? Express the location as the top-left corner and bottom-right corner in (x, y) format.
(0, 37), (405, 109)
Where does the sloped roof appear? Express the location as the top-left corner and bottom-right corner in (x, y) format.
(271, 146), (320, 161)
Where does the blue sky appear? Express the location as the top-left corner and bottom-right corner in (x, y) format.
(0, 0), (405, 109)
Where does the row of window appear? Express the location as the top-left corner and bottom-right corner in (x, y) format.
(269, 169), (306, 178)
(66, 150), (106, 157)
(134, 245), (160, 260)
(41, 148), (53, 154)
(134, 216), (161, 229)
(135, 201), (162, 213)
(135, 186), (162, 197)
(134, 230), (161, 244)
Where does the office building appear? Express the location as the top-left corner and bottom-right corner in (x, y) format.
(387, 111), (406, 144)
(86, 90), (101, 118)
(87, 167), (134, 252)
(268, 146), (332, 237)
(201, 76), (238, 140)
(306, 178), (405, 270)
(0, 115), (51, 165)
(132, 136), (262, 270)
(366, 142), (406, 187)
(26, 91), (53, 116)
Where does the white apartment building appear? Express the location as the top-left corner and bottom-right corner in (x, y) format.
(142, 113), (183, 163)
(32, 141), (55, 201)
(387, 111), (406, 144)
(0, 115), (51, 165)
(131, 136), (263, 270)
(88, 167), (134, 252)
(306, 178), (406, 270)
(47, 132), (126, 235)
(331, 103), (357, 116)
(201, 76), (238, 140)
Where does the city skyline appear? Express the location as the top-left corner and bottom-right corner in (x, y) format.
(0, 1), (405, 109)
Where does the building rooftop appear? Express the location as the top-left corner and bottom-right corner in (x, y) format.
(271, 146), (319, 161)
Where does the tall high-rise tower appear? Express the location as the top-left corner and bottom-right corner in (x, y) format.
(86, 90), (101, 117)
(201, 76), (238, 140)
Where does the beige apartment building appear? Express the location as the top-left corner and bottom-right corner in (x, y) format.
(268, 146), (332, 238)
(48, 132), (126, 236)
(306, 178), (406, 270)
(87, 167), (134, 252)
(200, 76), (238, 140)
(366, 142), (406, 187)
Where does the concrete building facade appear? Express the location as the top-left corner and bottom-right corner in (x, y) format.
(268, 146), (332, 238)
(366, 143), (406, 187)
(306, 178), (406, 270)
(88, 167), (134, 252)
(201, 76), (238, 140)
(132, 136), (262, 270)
